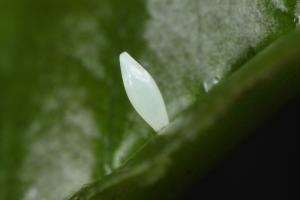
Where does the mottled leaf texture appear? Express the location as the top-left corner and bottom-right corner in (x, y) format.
(0, 0), (299, 200)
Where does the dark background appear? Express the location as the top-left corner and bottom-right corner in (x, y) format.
(184, 95), (299, 200)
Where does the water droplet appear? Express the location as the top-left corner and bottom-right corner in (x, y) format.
(203, 76), (221, 92)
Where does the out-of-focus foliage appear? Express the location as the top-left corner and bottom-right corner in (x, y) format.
(0, 0), (299, 200)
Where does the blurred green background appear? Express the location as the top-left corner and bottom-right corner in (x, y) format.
(0, 0), (299, 200)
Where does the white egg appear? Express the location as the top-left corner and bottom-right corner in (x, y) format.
(119, 52), (169, 132)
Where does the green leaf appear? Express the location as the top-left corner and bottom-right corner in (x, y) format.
(0, 0), (299, 200)
(69, 28), (300, 200)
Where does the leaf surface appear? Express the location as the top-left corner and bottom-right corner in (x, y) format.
(0, 0), (299, 200)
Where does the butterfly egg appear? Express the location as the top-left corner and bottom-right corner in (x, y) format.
(119, 52), (169, 132)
